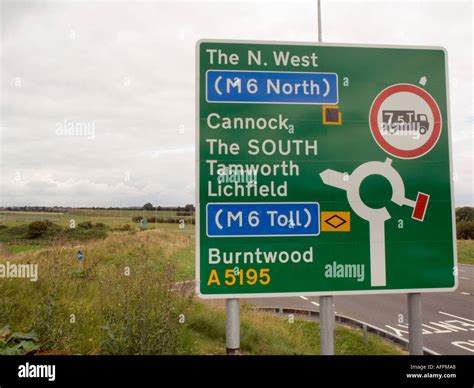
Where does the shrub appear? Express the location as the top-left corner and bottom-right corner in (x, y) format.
(65, 226), (107, 241)
(0, 225), (29, 243)
(457, 220), (474, 240)
(77, 221), (94, 229)
(143, 217), (195, 225)
(0, 326), (40, 355)
(26, 220), (61, 239)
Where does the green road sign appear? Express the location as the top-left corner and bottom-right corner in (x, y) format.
(196, 40), (457, 298)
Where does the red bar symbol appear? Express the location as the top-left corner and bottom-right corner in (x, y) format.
(412, 192), (430, 221)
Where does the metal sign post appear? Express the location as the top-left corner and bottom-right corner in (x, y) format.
(317, 0), (335, 356)
(408, 293), (424, 354)
(226, 298), (240, 355)
(320, 294), (334, 354)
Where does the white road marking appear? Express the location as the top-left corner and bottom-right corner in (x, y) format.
(300, 296), (308, 300)
(385, 325), (408, 337)
(461, 292), (470, 295)
(438, 311), (474, 323)
(311, 301), (319, 306)
(451, 340), (474, 353)
(459, 277), (470, 280)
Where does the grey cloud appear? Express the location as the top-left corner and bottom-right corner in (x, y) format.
(0, 0), (472, 206)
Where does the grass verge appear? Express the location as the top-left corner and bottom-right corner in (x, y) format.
(179, 301), (405, 355)
(0, 229), (405, 355)
(457, 240), (474, 265)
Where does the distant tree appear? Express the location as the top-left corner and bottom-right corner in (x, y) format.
(455, 207), (474, 240)
(143, 203), (154, 211)
(457, 221), (474, 239)
(456, 207), (474, 222)
(184, 204), (195, 212)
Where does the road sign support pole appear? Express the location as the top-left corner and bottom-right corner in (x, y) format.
(407, 293), (423, 355)
(317, 0), (335, 356)
(226, 298), (240, 355)
(320, 295), (334, 355)
(317, 0), (322, 43)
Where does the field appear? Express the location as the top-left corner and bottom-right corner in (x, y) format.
(1, 209), (472, 263)
(0, 209), (194, 230)
(0, 209), (195, 253)
(0, 209), (405, 355)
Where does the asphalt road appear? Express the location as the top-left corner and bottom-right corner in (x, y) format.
(244, 264), (473, 355)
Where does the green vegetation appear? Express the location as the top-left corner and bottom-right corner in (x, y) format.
(0, 207), (471, 265)
(171, 245), (195, 281)
(65, 221), (107, 241)
(27, 220), (62, 239)
(456, 207), (474, 240)
(0, 220), (108, 245)
(181, 301), (404, 355)
(5, 244), (41, 254)
(0, 229), (191, 355)
(133, 215), (195, 225)
(458, 240), (474, 265)
(0, 326), (40, 355)
(0, 209), (195, 257)
(1, 206), (469, 354)
(0, 224), (30, 243)
(454, 207), (474, 265)
(142, 203), (155, 211)
(0, 209), (195, 239)
(0, 210), (191, 228)
(0, 228), (403, 355)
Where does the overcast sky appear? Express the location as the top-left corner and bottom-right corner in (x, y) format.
(0, 0), (472, 207)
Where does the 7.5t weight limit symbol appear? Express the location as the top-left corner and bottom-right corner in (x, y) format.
(320, 158), (430, 287)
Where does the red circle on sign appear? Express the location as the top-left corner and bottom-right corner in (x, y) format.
(369, 84), (442, 159)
